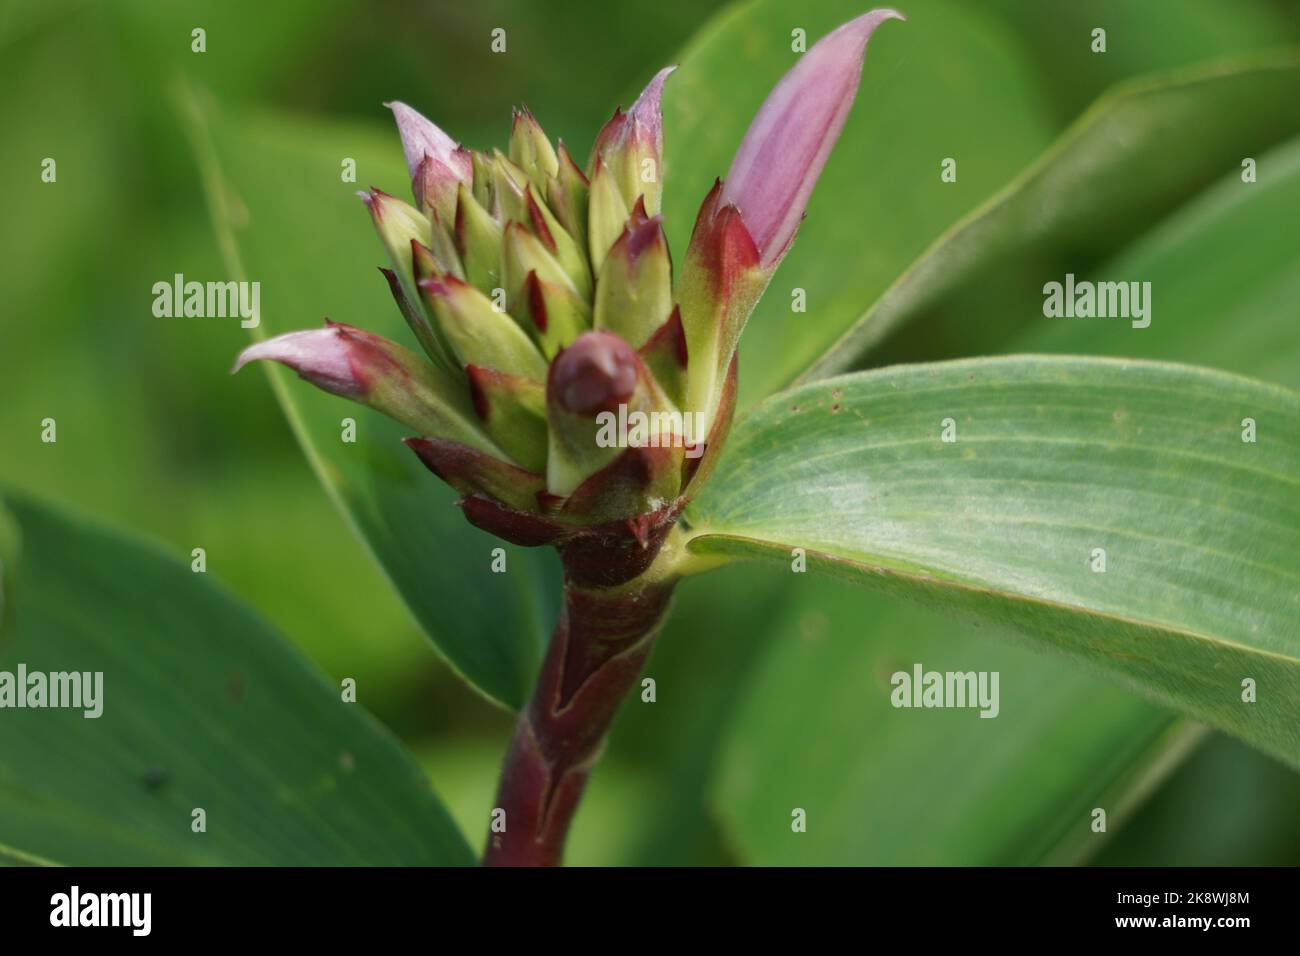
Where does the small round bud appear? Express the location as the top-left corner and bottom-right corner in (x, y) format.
(550, 331), (638, 415)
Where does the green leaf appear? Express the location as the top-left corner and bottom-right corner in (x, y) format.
(1013, 133), (1300, 389)
(656, 10), (1300, 868)
(701, 126), (1300, 863)
(180, 88), (559, 710)
(802, 53), (1300, 382)
(611, 558), (1186, 866)
(0, 492), (474, 865)
(686, 356), (1300, 766)
(985, 0), (1300, 122)
(661, 0), (1056, 407)
(0, 502), (18, 633)
(1091, 733), (1300, 866)
(708, 571), (1197, 865)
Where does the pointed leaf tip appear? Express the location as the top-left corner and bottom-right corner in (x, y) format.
(623, 213), (665, 262)
(720, 8), (903, 267)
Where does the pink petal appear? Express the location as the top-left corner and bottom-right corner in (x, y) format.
(720, 9), (903, 267)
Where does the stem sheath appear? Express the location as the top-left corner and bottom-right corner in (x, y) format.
(483, 577), (674, 866)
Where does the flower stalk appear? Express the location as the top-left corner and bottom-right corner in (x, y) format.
(484, 568), (675, 867)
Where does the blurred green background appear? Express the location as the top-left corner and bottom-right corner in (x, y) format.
(3, 0), (1299, 865)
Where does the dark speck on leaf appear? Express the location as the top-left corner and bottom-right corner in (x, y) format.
(226, 673), (245, 702)
(831, 404), (841, 414)
(140, 767), (169, 792)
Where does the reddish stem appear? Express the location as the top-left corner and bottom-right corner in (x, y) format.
(482, 578), (674, 866)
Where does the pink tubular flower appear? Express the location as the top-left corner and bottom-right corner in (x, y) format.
(233, 323), (490, 449)
(233, 325), (371, 398)
(720, 8), (904, 267)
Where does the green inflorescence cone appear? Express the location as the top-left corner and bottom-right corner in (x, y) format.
(235, 11), (905, 554)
